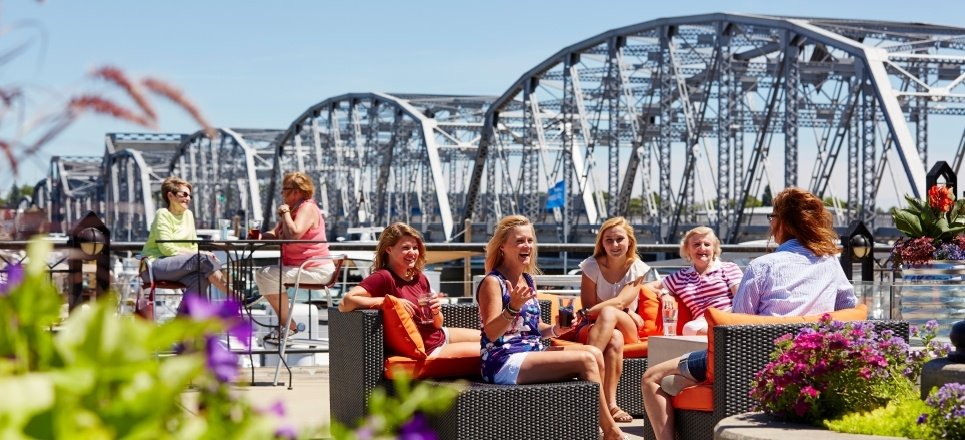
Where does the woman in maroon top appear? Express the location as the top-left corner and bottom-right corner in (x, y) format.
(339, 223), (479, 357)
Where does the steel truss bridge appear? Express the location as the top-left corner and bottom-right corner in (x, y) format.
(21, 13), (965, 244)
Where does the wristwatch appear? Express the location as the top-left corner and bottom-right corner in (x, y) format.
(577, 307), (590, 320)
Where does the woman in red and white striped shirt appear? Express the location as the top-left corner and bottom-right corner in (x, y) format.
(647, 226), (743, 335)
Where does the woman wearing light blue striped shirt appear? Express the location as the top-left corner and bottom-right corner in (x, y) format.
(641, 187), (857, 440)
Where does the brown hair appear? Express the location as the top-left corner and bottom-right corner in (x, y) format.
(593, 216), (639, 261)
(679, 226), (722, 262)
(160, 176), (191, 208)
(772, 187), (839, 257)
(283, 171), (315, 200)
(485, 215), (540, 274)
(373, 222), (426, 275)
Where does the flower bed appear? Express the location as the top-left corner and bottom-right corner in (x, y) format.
(749, 315), (956, 438)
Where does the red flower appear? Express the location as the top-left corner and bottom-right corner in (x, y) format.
(928, 185), (954, 213)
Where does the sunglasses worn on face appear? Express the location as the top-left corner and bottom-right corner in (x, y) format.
(767, 214), (776, 221)
(173, 191), (191, 198)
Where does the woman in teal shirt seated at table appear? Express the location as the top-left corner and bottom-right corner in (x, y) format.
(141, 176), (231, 298)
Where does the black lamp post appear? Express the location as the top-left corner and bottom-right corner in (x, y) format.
(68, 212), (110, 310)
(841, 220), (874, 281)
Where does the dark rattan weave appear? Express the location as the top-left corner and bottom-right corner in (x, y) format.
(641, 320), (909, 440)
(616, 356), (648, 416)
(330, 302), (600, 440)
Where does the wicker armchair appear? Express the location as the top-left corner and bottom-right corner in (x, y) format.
(641, 320), (909, 440)
(329, 302), (599, 440)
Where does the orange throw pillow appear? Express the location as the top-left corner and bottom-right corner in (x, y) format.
(637, 285), (661, 337)
(381, 295), (427, 359)
(384, 353), (480, 379)
(703, 304), (868, 382)
(637, 286), (695, 337)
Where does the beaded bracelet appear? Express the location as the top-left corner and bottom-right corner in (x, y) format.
(501, 308), (515, 321)
(506, 304), (520, 315)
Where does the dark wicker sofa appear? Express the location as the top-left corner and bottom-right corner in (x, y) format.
(641, 320), (909, 440)
(329, 303), (600, 440)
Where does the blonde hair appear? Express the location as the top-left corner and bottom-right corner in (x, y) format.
(593, 216), (639, 261)
(679, 226), (722, 263)
(160, 176), (191, 208)
(283, 171), (315, 199)
(373, 222), (427, 275)
(772, 187), (839, 257)
(485, 215), (540, 274)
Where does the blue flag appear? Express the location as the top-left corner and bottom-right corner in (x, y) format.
(545, 180), (565, 210)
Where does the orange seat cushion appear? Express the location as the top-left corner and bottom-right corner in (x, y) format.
(637, 285), (694, 338)
(704, 304), (868, 382)
(550, 333), (650, 358)
(672, 383), (713, 411)
(621, 340), (649, 358)
(381, 295), (427, 359)
(384, 353), (481, 380)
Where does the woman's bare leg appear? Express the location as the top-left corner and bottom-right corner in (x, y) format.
(516, 346), (625, 440)
(432, 342), (479, 357)
(585, 307), (634, 410)
(642, 356), (695, 440)
(207, 271), (231, 295)
(263, 293), (296, 333)
(445, 327), (480, 343)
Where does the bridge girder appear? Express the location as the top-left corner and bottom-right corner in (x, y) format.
(463, 13), (965, 243)
(168, 128), (282, 232)
(269, 93), (494, 241)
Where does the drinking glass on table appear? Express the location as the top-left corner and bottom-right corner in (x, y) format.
(247, 219), (263, 240)
(417, 290), (436, 325)
(661, 289), (678, 336)
(218, 218), (232, 240)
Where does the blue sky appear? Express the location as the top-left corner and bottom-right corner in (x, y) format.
(3, 0), (963, 202)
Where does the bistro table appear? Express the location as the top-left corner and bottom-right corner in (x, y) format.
(156, 238), (340, 388)
(647, 335), (708, 367)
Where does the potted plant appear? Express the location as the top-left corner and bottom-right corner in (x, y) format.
(748, 315), (954, 438)
(892, 184), (965, 273)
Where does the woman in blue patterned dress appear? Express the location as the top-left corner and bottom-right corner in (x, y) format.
(476, 215), (627, 440)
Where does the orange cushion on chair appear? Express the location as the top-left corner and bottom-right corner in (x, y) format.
(381, 295), (427, 359)
(637, 286), (661, 338)
(383, 353), (481, 379)
(621, 340), (649, 358)
(672, 383), (714, 411)
(704, 304), (868, 382)
(549, 337), (649, 357)
(638, 286), (694, 338)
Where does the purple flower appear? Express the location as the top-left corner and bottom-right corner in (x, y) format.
(354, 426), (374, 440)
(923, 383), (965, 438)
(205, 336), (238, 383)
(181, 294), (252, 348)
(266, 400), (286, 417)
(935, 242), (965, 260)
(398, 413), (438, 440)
(918, 413), (928, 424)
(0, 264), (24, 295)
(274, 424), (297, 439)
(750, 316), (948, 424)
